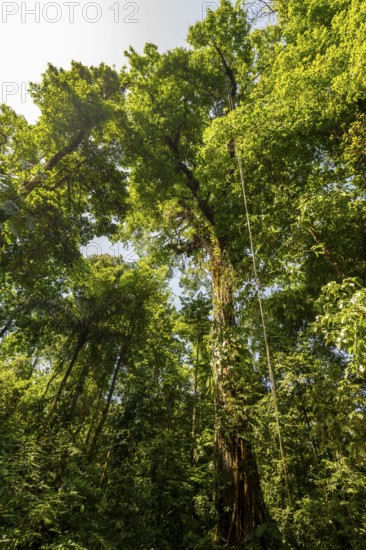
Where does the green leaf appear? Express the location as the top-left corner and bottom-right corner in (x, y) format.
(26, 214), (36, 232)
(8, 221), (19, 238)
(255, 523), (267, 538)
(1, 200), (19, 216)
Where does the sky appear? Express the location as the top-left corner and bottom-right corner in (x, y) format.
(0, 0), (219, 121)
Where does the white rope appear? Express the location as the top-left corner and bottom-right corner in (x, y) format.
(225, 77), (291, 504)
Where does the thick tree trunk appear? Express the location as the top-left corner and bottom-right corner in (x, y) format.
(211, 244), (268, 547)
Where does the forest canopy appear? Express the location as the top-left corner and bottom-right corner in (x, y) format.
(0, 1), (366, 548)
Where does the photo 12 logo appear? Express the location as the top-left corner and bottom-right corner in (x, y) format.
(81, 242), (139, 262)
(202, 2), (218, 19)
(1, 82), (29, 104)
(1, 2), (140, 24)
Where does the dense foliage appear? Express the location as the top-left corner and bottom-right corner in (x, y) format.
(0, 1), (365, 548)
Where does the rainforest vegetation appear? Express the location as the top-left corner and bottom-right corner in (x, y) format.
(0, 1), (366, 548)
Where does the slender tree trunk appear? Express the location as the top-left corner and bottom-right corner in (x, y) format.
(68, 361), (92, 421)
(189, 341), (200, 524)
(88, 354), (124, 461)
(85, 376), (109, 446)
(156, 389), (174, 529)
(191, 340), (199, 468)
(44, 334), (87, 426)
(87, 314), (138, 460)
(211, 243), (268, 547)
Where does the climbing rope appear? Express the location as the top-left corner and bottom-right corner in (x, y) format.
(225, 77), (291, 504)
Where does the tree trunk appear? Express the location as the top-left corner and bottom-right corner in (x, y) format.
(88, 354), (123, 461)
(44, 334), (87, 427)
(211, 243), (268, 547)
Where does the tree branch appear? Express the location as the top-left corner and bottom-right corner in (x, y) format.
(212, 42), (237, 104)
(22, 129), (86, 195)
(307, 224), (347, 279)
(165, 135), (216, 227)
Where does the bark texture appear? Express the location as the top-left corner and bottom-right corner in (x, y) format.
(211, 243), (268, 547)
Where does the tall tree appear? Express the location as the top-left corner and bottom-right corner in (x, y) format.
(1, 1), (366, 548)
(116, 2), (274, 545)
